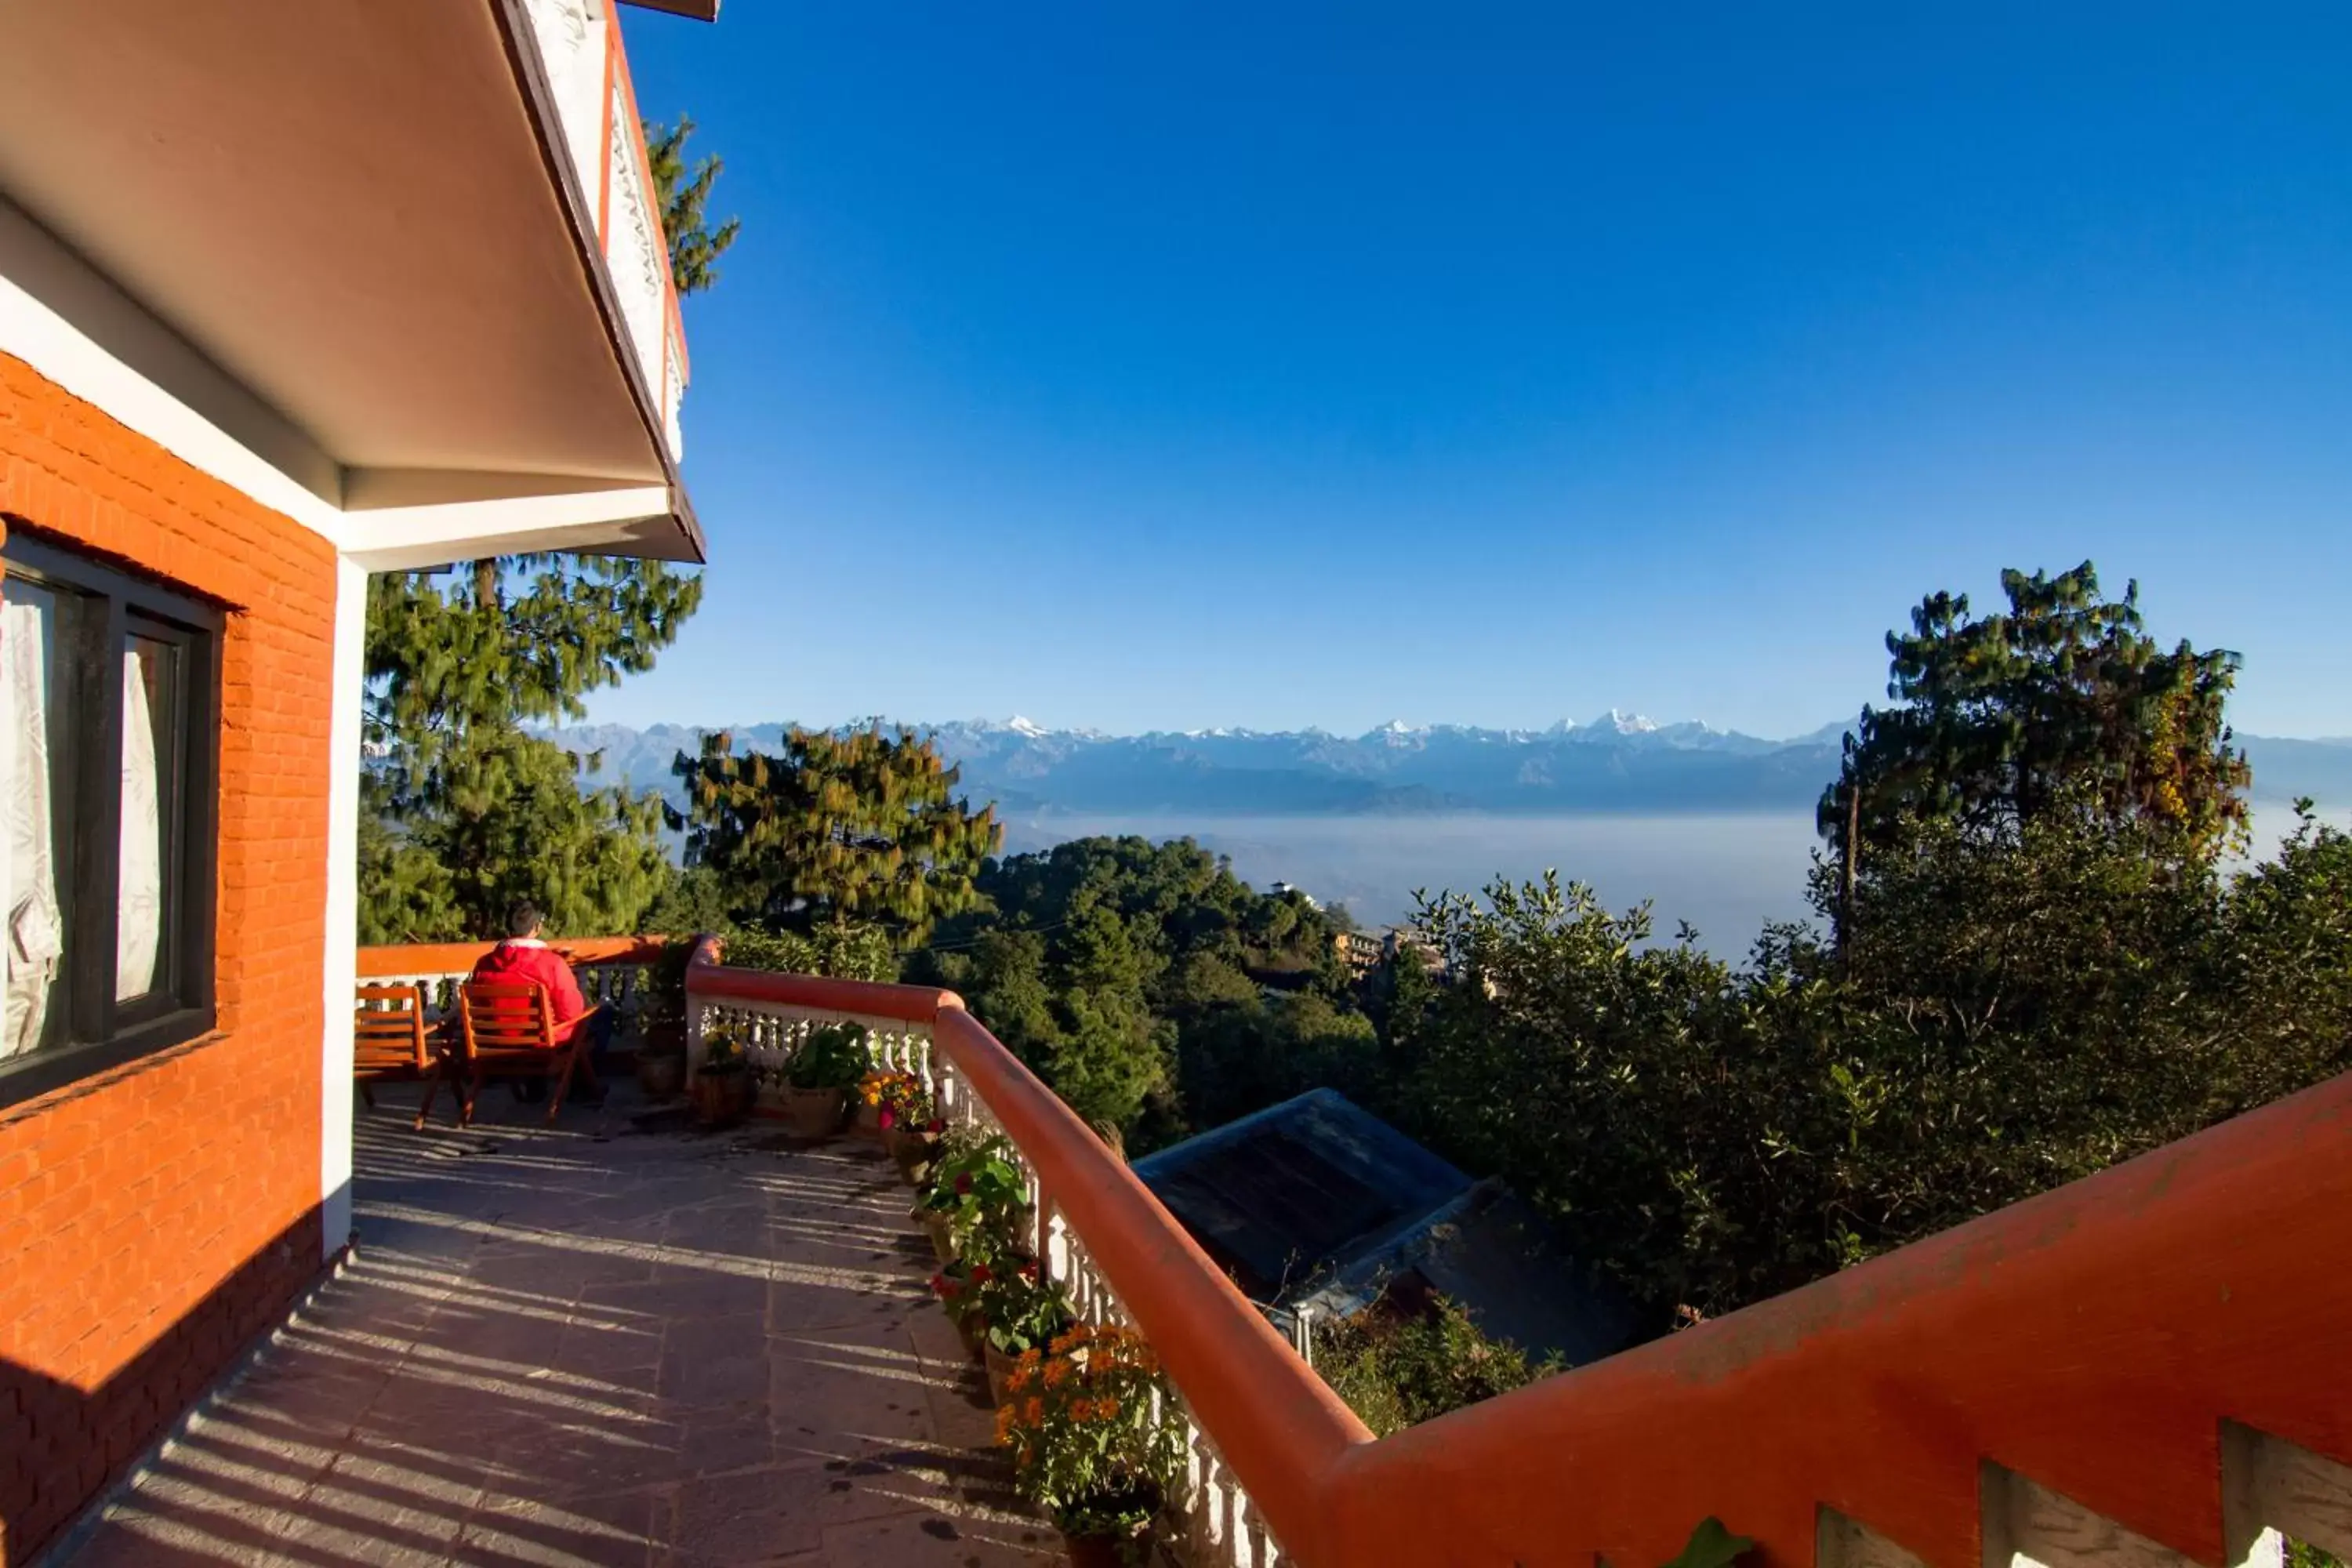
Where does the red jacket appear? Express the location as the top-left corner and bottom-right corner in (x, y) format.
(469, 939), (589, 1047)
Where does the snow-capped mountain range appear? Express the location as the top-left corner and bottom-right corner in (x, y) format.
(537, 712), (2348, 818)
(538, 713), (1863, 817)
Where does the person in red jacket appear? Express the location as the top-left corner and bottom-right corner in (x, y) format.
(469, 902), (612, 1099)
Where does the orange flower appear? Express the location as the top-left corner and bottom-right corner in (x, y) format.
(1007, 1367), (1034, 1393)
(1097, 1396), (1120, 1421)
(1067, 1397), (1094, 1422)
(1043, 1359), (1073, 1389)
(1023, 1397), (1044, 1425)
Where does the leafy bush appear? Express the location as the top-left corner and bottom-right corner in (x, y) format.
(975, 1258), (1074, 1356)
(1311, 1297), (1557, 1436)
(917, 1132), (1029, 1256)
(784, 1022), (869, 1091)
(721, 924), (897, 982)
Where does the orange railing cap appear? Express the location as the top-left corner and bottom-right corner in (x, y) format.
(357, 935), (670, 978)
(684, 952), (964, 1025)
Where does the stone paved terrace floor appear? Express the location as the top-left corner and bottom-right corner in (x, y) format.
(63, 1078), (1063, 1567)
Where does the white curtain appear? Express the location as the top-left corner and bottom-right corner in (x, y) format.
(4, 588), (63, 1058)
(117, 639), (165, 1003)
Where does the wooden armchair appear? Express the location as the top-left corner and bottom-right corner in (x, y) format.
(354, 984), (448, 1130)
(453, 980), (604, 1128)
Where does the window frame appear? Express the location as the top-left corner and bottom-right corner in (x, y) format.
(1, 530), (222, 1109)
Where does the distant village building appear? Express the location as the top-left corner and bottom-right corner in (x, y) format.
(1269, 880), (1321, 909)
(1333, 927), (1442, 977)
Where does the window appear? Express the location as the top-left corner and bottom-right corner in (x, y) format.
(2, 530), (219, 1108)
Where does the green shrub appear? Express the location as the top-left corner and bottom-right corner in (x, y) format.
(785, 1022), (869, 1091)
(1311, 1296), (1557, 1436)
(721, 923), (898, 982)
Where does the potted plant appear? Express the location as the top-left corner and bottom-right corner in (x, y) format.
(634, 937), (696, 1098)
(920, 1137), (1032, 1260)
(994, 1323), (1186, 1567)
(691, 1025), (752, 1127)
(975, 1260), (1075, 1406)
(862, 1070), (939, 1181)
(852, 1066), (894, 1138)
(776, 1022), (866, 1138)
(913, 1127), (1017, 1262)
(928, 1261), (989, 1361)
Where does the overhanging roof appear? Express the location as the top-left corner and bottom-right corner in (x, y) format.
(0, 0), (705, 564)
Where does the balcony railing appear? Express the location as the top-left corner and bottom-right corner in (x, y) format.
(354, 938), (2352, 1568)
(357, 935), (667, 1025)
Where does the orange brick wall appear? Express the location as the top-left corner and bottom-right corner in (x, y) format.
(0, 350), (340, 1563)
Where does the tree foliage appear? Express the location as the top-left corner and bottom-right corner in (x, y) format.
(361, 556), (699, 942)
(912, 837), (1371, 1146)
(358, 730), (672, 943)
(1820, 562), (2250, 865)
(644, 115), (740, 296)
(1374, 805), (2352, 1323)
(1311, 1296), (1556, 1437)
(671, 724), (1000, 942)
(366, 557), (702, 767)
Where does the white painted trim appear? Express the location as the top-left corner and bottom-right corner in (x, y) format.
(319, 556), (365, 1260)
(2, 202), (698, 570)
(0, 198), (352, 547)
(340, 486), (680, 572)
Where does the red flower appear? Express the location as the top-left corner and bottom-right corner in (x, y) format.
(878, 1107), (898, 1131)
(927, 1116), (947, 1134)
(1020, 1260), (1039, 1279)
(928, 1273), (948, 1295)
(969, 1265), (993, 1284)
(954, 1173), (973, 1196)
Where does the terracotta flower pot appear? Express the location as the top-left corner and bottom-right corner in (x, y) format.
(887, 1127), (942, 1185)
(779, 1084), (846, 1139)
(691, 1069), (750, 1128)
(1058, 1517), (1156, 1568)
(916, 1207), (956, 1265)
(635, 1050), (685, 1101)
(951, 1309), (989, 1363)
(983, 1340), (1017, 1405)
(855, 1100), (884, 1139)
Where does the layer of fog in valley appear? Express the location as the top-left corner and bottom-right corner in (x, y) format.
(996, 804), (2351, 961)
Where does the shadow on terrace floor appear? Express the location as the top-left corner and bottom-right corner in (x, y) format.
(64, 1076), (1061, 1567)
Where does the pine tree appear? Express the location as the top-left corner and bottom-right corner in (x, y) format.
(671, 724), (1001, 943)
(1820, 562), (2251, 866)
(360, 550), (702, 941)
(644, 117), (739, 296)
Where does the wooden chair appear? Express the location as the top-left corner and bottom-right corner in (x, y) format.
(354, 984), (448, 1130)
(453, 981), (604, 1128)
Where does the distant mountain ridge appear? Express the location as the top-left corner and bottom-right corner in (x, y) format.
(536, 713), (2348, 818)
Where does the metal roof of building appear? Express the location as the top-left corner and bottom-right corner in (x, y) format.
(1132, 1089), (1642, 1364)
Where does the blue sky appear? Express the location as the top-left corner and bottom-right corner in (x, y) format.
(602, 2), (2352, 741)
